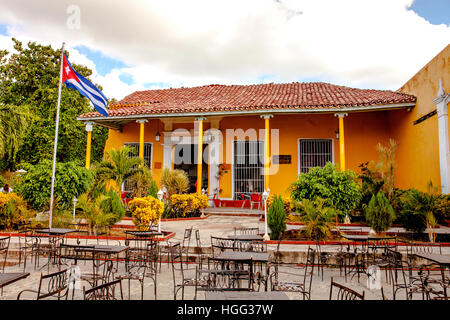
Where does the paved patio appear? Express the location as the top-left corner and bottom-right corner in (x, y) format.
(1, 214), (449, 300)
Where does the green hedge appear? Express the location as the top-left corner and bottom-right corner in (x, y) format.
(16, 160), (94, 211)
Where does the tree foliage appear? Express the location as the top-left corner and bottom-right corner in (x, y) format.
(290, 162), (362, 216)
(267, 194), (287, 240)
(365, 192), (396, 234)
(15, 160), (94, 211)
(0, 38), (108, 170)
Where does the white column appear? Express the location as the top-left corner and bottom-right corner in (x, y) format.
(434, 79), (450, 194)
(208, 129), (221, 199)
(162, 132), (173, 170)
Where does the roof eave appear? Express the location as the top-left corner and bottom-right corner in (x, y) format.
(76, 102), (416, 124)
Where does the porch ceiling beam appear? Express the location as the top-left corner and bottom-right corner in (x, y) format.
(76, 102), (416, 122)
(89, 120), (122, 131)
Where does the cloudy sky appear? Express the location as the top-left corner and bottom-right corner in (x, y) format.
(0, 0), (449, 101)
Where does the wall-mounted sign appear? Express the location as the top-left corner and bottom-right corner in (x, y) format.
(154, 162), (162, 169)
(273, 155), (291, 164)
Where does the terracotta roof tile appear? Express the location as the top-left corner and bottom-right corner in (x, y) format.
(79, 82), (416, 118)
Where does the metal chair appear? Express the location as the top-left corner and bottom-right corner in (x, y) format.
(198, 258), (255, 292)
(269, 247), (316, 300)
(234, 227), (259, 235)
(170, 242), (206, 300)
(329, 277), (365, 300)
(116, 242), (158, 300)
(0, 236), (10, 272)
(182, 227), (193, 265)
(210, 236), (237, 257)
(17, 225), (40, 271)
(249, 193), (262, 210)
(17, 268), (74, 300)
(83, 279), (124, 300)
(194, 229), (207, 269)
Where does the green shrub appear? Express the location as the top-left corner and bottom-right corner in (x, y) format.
(434, 195), (450, 223)
(267, 194), (286, 240)
(365, 192), (396, 234)
(295, 197), (337, 240)
(161, 168), (189, 198)
(100, 188), (125, 224)
(399, 187), (439, 235)
(147, 180), (159, 198)
(15, 160), (94, 211)
(290, 162), (362, 217)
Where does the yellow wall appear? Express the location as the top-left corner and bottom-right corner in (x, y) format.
(391, 44), (449, 192)
(103, 112), (392, 198)
(105, 119), (165, 188)
(102, 44), (450, 197)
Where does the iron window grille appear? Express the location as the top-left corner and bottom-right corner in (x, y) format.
(299, 139), (333, 174)
(233, 141), (264, 199)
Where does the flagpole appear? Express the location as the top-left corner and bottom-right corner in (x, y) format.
(48, 42), (65, 229)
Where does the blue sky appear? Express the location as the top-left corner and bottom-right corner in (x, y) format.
(410, 0), (450, 25)
(0, 0), (448, 99)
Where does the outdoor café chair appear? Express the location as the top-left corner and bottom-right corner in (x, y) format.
(80, 256), (115, 288)
(116, 242), (158, 300)
(234, 227), (259, 235)
(170, 242), (205, 300)
(389, 259), (427, 300)
(17, 225), (40, 271)
(269, 247), (316, 300)
(249, 193), (262, 210)
(0, 236), (10, 272)
(17, 268), (74, 300)
(197, 258), (255, 293)
(182, 227), (193, 265)
(329, 277), (365, 300)
(83, 279), (124, 300)
(210, 236), (236, 257)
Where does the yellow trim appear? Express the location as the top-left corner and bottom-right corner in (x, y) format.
(265, 117), (270, 190)
(139, 121), (145, 160)
(85, 131), (92, 169)
(197, 119), (204, 193)
(339, 116), (345, 170)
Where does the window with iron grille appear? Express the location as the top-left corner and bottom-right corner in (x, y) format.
(299, 139), (333, 174)
(123, 143), (152, 191)
(233, 141), (264, 199)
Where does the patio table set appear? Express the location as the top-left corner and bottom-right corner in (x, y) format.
(0, 223), (449, 300)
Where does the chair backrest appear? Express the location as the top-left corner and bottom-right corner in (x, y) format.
(183, 227), (193, 247)
(250, 193), (261, 201)
(195, 229), (202, 247)
(0, 236), (10, 252)
(234, 227), (259, 235)
(210, 236), (236, 257)
(235, 240), (267, 253)
(302, 247), (316, 298)
(405, 241), (442, 256)
(84, 279), (124, 300)
(202, 258), (254, 291)
(37, 268), (72, 300)
(329, 277), (365, 300)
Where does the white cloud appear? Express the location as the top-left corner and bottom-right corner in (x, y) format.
(0, 0), (448, 100)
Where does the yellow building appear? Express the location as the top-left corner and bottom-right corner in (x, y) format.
(78, 45), (449, 200)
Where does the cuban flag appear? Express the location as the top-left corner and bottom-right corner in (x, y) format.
(62, 53), (108, 117)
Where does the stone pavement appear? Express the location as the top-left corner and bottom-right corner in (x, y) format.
(1, 214), (449, 300)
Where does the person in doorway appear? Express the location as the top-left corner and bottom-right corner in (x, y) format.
(0, 184), (12, 193)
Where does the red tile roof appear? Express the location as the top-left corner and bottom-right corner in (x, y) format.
(79, 82), (416, 119)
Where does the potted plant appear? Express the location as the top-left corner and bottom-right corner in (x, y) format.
(365, 192), (396, 235)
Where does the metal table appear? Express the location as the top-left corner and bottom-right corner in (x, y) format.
(227, 235), (264, 241)
(34, 228), (80, 270)
(0, 272), (30, 294)
(413, 253), (450, 267)
(213, 251), (270, 291)
(205, 291), (289, 300)
(413, 252), (450, 298)
(125, 230), (163, 238)
(34, 228), (80, 236)
(215, 251), (269, 263)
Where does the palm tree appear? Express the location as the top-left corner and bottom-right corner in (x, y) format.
(96, 146), (143, 193)
(295, 197), (337, 240)
(76, 193), (115, 236)
(0, 104), (31, 169)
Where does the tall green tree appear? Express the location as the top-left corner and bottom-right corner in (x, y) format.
(0, 38), (108, 170)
